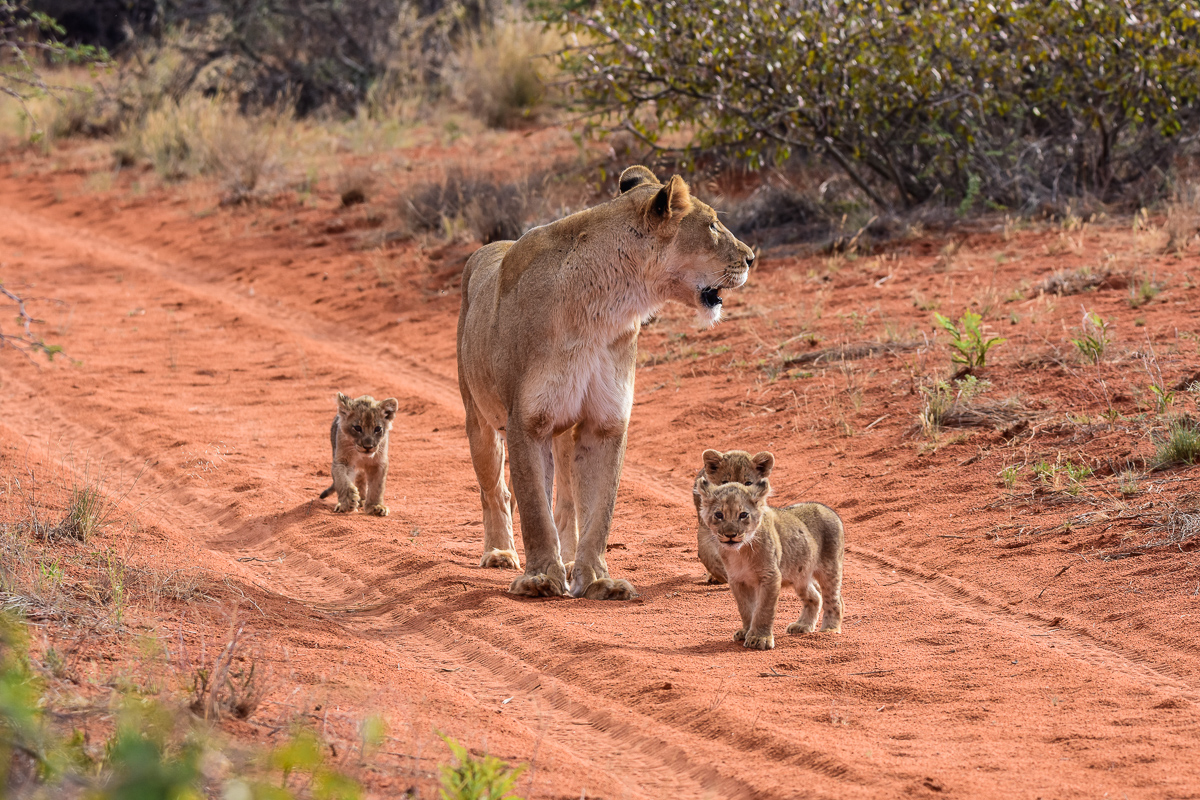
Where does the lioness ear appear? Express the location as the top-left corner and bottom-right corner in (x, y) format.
(701, 449), (724, 474)
(618, 165), (658, 195)
(751, 451), (775, 478)
(381, 398), (399, 420)
(650, 174), (692, 221)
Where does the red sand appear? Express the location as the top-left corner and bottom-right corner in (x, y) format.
(2, 143), (1200, 799)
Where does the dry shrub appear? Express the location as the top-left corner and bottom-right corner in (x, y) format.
(1163, 186), (1200, 255)
(187, 621), (269, 721)
(336, 165), (375, 207)
(455, 17), (559, 129)
(1035, 266), (1125, 296)
(121, 96), (289, 200)
(720, 180), (827, 246)
(402, 168), (547, 243)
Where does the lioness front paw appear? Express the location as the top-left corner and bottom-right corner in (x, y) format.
(480, 549), (521, 570)
(366, 505), (389, 517)
(743, 633), (775, 651)
(509, 572), (566, 597)
(577, 577), (637, 601)
(733, 629), (746, 642)
(787, 620), (817, 635)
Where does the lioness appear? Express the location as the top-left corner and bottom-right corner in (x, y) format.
(693, 449), (773, 584)
(319, 393), (399, 515)
(457, 165), (755, 599)
(696, 464), (844, 650)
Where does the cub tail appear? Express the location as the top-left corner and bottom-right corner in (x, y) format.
(320, 485), (335, 499)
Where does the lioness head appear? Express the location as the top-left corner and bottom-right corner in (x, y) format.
(619, 166), (755, 326)
(696, 474), (770, 548)
(336, 393), (399, 455)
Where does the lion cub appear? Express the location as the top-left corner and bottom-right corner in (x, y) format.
(319, 393), (399, 516)
(696, 456), (844, 650)
(693, 449), (773, 584)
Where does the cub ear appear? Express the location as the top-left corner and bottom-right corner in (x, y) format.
(381, 398), (399, 420)
(336, 393), (352, 413)
(650, 174), (692, 221)
(701, 449), (724, 474)
(618, 165), (658, 195)
(695, 474), (716, 498)
(751, 451), (775, 478)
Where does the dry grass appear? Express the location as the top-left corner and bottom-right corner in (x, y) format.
(1034, 266), (1124, 296)
(783, 340), (919, 366)
(1163, 187), (1200, 255)
(455, 16), (561, 129)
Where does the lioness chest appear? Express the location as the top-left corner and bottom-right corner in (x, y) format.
(520, 334), (637, 434)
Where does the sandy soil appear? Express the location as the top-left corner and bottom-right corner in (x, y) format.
(2, 140), (1200, 799)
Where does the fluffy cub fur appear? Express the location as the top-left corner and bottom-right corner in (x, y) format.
(693, 449), (773, 584)
(319, 393), (399, 516)
(696, 458), (844, 650)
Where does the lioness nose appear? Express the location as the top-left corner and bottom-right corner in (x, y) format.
(744, 250), (755, 269)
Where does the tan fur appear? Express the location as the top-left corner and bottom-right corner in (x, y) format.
(457, 165), (755, 599)
(320, 393), (399, 516)
(697, 468), (844, 650)
(693, 449), (774, 584)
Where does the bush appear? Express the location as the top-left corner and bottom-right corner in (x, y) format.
(456, 16), (558, 129)
(555, 1), (1200, 210)
(403, 169), (546, 243)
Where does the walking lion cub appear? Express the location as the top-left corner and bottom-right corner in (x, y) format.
(696, 453), (844, 650)
(319, 393), (399, 515)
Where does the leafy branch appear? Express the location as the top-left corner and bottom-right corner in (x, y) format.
(0, 283), (65, 362)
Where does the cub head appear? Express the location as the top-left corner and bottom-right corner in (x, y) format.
(698, 448), (774, 487)
(618, 165), (755, 327)
(336, 393), (399, 455)
(696, 475), (770, 548)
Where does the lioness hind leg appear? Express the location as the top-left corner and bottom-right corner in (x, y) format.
(464, 401), (519, 570)
(787, 580), (822, 634)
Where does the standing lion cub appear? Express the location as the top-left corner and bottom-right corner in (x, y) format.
(696, 453), (844, 650)
(693, 449), (772, 584)
(319, 393), (399, 516)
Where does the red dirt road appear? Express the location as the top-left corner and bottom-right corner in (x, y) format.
(3, 156), (1200, 799)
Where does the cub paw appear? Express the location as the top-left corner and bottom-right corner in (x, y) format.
(733, 629), (746, 642)
(480, 549), (521, 570)
(787, 621), (817, 635)
(333, 502), (358, 514)
(366, 505), (389, 517)
(704, 571), (727, 585)
(509, 572), (566, 598)
(578, 577), (637, 601)
(743, 633), (775, 651)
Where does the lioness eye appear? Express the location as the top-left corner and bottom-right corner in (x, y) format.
(714, 512), (724, 520)
(739, 511), (750, 520)
(710, 221), (719, 232)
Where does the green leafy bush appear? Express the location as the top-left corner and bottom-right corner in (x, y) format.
(934, 311), (1005, 372)
(555, 0), (1200, 209)
(438, 734), (525, 800)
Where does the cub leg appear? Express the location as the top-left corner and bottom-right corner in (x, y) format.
(816, 566), (844, 633)
(787, 579), (822, 634)
(567, 420), (636, 600)
(743, 575), (781, 650)
(331, 462), (360, 513)
(363, 464), (389, 517)
(505, 421), (566, 596)
(552, 430), (579, 579)
(464, 398), (519, 570)
(696, 522), (728, 584)
(731, 581), (756, 642)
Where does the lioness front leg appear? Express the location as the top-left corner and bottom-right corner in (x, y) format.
(505, 423), (566, 596)
(743, 576), (781, 650)
(568, 421), (636, 600)
(552, 430), (579, 580)
(464, 398), (520, 570)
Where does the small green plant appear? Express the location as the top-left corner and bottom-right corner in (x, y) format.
(1150, 383), (1176, 414)
(1062, 461), (1093, 495)
(438, 734), (526, 800)
(999, 464), (1021, 489)
(1032, 460), (1057, 487)
(933, 311), (1006, 372)
(1130, 278), (1161, 308)
(919, 375), (990, 437)
(1070, 310), (1112, 365)
(1118, 470), (1141, 496)
(1153, 416), (1200, 468)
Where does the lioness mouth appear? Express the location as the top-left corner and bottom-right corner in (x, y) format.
(700, 286), (723, 308)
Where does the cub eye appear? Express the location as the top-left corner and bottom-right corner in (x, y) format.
(713, 512), (724, 521)
(743, 481), (753, 486)
(353, 425), (362, 432)
(374, 426), (382, 434)
(739, 511), (750, 520)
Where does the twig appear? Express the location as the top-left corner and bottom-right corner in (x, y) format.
(1036, 564), (1073, 599)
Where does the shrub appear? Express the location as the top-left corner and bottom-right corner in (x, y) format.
(933, 311), (1005, 372)
(1154, 416), (1200, 468)
(403, 169), (547, 243)
(456, 16), (557, 129)
(438, 734), (525, 800)
(555, 0), (1200, 210)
